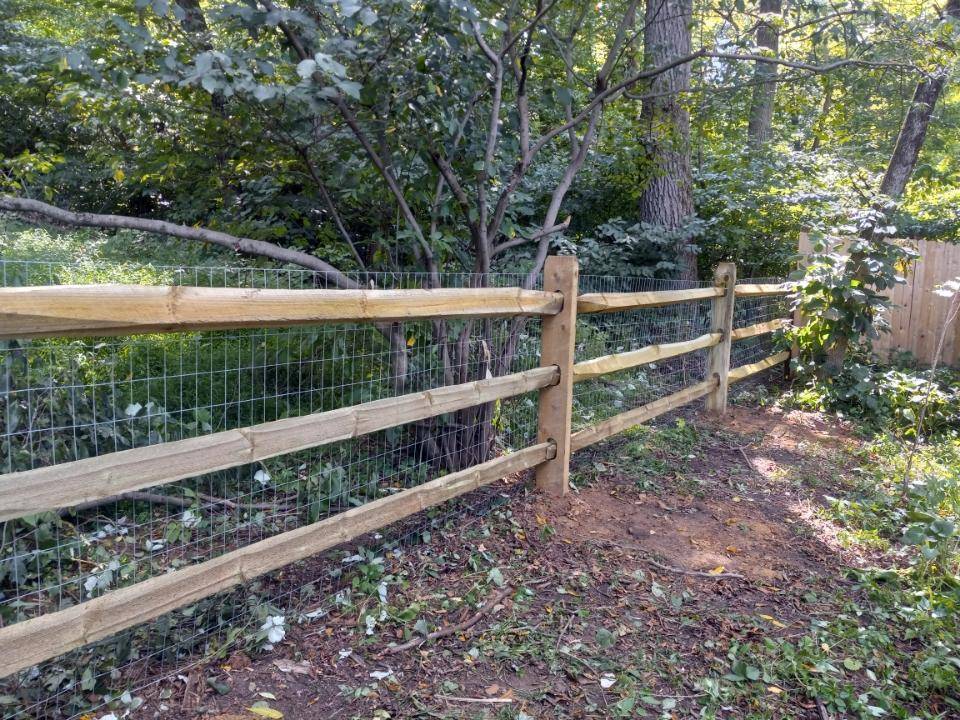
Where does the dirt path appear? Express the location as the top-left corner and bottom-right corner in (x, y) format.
(137, 405), (869, 720)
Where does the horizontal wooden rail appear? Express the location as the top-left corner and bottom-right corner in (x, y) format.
(728, 351), (791, 383)
(570, 378), (719, 452)
(734, 283), (791, 297)
(0, 367), (558, 522)
(572, 332), (721, 382)
(0, 285), (564, 339)
(0, 441), (555, 678)
(730, 318), (789, 341)
(576, 287), (723, 314)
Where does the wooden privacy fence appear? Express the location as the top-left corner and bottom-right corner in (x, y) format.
(0, 257), (790, 678)
(798, 233), (960, 365)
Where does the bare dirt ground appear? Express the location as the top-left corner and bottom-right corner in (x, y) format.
(137, 402), (871, 720)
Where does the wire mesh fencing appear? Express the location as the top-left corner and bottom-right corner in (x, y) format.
(573, 275), (714, 430)
(731, 277), (792, 370)
(0, 259), (788, 719)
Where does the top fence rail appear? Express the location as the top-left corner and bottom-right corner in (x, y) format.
(0, 285), (564, 338)
(0, 281), (783, 339)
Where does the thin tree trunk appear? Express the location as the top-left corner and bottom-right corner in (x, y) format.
(638, 0), (698, 281)
(881, 0), (958, 196)
(746, 0), (781, 145)
(879, 72), (949, 197)
(175, 0), (226, 117)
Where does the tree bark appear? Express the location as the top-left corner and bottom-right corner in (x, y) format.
(175, 0), (209, 36)
(638, 0), (698, 280)
(810, 77), (833, 152)
(746, 0), (781, 145)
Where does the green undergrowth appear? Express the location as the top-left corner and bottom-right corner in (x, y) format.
(741, 373), (960, 718)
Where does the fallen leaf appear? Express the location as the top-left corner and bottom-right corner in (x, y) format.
(767, 685), (784, 695)
(258, 692), (276, 700)
(725, 545), (741, 554)
(272, 659), (311, 675)
(708, 566), (726, 575)
(247, 705), (283, 718)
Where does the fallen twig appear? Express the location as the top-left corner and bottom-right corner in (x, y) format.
(62, 490), (287, 515)
(435, 695), (513, 704)
(383, 585), (513, 654)
(733, 441), (763, 478)
(594, 539), (745, 580)
(646, 558), (746, 580)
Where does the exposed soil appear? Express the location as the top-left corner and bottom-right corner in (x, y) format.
(134, 403), (871, 720)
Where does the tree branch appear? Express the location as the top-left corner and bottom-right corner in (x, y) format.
(294, 146), (367, 270)
(499, 0), (561, 58)
(532, 50), (914, 160)
(0, 196), (361, 289)
(491, 217), (571, 257)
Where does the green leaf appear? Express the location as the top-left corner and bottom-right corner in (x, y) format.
(206, 677), (231, 695)
(336, 80), (363, 99)
(595, 628), (616, 649)
(296, 59), (317, 79)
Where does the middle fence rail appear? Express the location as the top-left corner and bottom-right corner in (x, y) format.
(0, 257), (792, 711)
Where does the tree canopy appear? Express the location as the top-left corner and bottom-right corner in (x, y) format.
(1, 0), (958, 283)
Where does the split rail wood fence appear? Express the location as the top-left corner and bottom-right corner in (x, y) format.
(0, 257), (790, 678)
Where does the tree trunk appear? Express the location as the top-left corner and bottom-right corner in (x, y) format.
(746, 0), (781, 145)
(880, 0), (959, 196)
(810, 77), (833, 152)
(879, 72), (949, 197)
(638, 0), (698, 281)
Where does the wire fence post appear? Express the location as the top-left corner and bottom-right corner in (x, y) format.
(535, 255), (579, 496)
(705, 262), (737, 414)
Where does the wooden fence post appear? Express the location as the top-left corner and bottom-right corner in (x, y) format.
(705, 262), (736, 414)
(536, 255), (579, 495)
